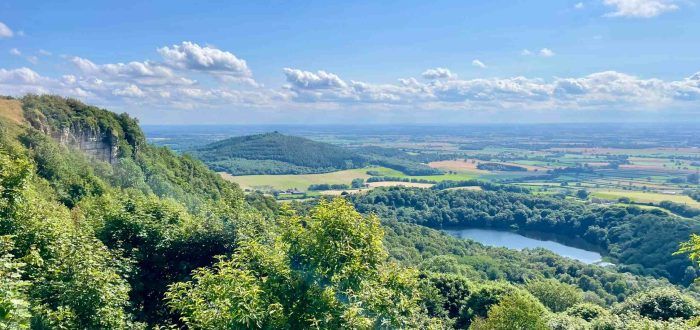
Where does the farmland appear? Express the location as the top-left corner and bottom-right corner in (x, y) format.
(145, 124), (700, 203)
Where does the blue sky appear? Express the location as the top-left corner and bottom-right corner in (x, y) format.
(1, 0), (699, 124)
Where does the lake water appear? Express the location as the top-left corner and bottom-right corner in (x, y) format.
(445, 228), (603, 264)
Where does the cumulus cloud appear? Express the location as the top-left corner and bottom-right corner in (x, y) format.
(539, 48), (555, 57)
(9, 48), (21, 56)
(112, 84), (146, 98)
(158, 41), (252, 82)
(472, 59), (487, 68)
(603, 0), (678, 18)
(574, 2), (585, 9)
(520, 49), (533, 56)
(283, 68), (347, 90)
(422, 68), (455, 80)
(0, 21), (13, 38)
(38, 49), (52, 56)
(0, 67), (88, 97)
(70, 56), (194, 86)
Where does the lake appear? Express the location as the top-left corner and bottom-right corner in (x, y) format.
(445, 228), (603, 264)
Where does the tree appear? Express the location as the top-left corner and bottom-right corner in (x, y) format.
(576, 189), (589, 200)
(470, 293), (548, 330)
(525, 278), (583, 313)
(351, 178), (365, 189)
(615, 287), (699, 321)
(565, 302), (608, 321)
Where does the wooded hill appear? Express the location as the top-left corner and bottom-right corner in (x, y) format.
(192, 131), (443, 176)
(193, 132), (366, 174)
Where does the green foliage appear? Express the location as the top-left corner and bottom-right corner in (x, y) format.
(0, 147), (138, 329)
(308, 183), (350, 191)
(566, 302), (609, 321)
(0, 236), (30, 330)
(351, 178), (365, 188)
(470, 292), (548, 330)
(19, 130), (107, 207)
(476, 162), (528, 172)
(615, 287), (700, 321)
(420, 272), (473, 328)
(525, 278), (584, 312)
(686, 190), (700, 202)
(166, 199), (441, 329)
(546, 313), (590, 330)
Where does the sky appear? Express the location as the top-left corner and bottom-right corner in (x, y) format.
(1, 0), (699, 124)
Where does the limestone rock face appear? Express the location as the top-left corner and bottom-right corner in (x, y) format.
(50, 126), (119, 164)
(28, 117), (120, 164)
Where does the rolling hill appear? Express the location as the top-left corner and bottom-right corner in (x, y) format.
(192, 131), (444, 176)
(193, 132), (368, 175)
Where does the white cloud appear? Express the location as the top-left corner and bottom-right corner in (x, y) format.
(603, 0), (678, 18)
(158, 41), (252, 82)
(472, 59), (487, 68)
(539, 48), (556, 57)
(38, 49), (52, 56)
(574, 2), (585, 9)
(9, 48), (21, 56)
(0, 22), (13, 38)
(283, 68), (347, 90)
(26, 56), (38, 65)
(520, 49), (533, 56)
(422, 67), (455, 80)
(112, 84), (146, 98)
(70, 56), (194, 86)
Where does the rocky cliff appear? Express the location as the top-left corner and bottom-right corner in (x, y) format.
(48, 125), (120, 164)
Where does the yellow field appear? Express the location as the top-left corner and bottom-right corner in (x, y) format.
(591, 190), (700, 207)
(220, 167), (382, 191)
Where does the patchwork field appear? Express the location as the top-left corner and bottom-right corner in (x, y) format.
(220, 165), (478, 192)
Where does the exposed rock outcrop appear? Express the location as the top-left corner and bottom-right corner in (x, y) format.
(50, 126), (119, 164)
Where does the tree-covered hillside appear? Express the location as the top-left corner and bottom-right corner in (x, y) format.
(192, 131), (443, 176)
(193, 132), (368, 175)
(1, 95), (699, 329)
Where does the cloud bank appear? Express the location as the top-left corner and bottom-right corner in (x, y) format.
(1, 41), (699, 121)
